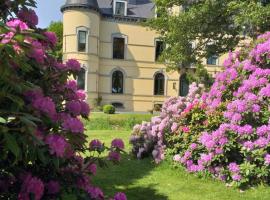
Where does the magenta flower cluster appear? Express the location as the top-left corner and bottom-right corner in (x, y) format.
(0, 6), (126, 199)
(131, 32), (270, 187)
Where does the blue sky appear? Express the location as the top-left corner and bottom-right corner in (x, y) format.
(35, 0), (65, 28)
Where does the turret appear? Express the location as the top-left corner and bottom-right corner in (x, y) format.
(61, 0), (101, 102)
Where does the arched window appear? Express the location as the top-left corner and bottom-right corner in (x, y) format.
(77, 67), (87, 90)
(179, 73), (189, 96)
(112, 70), (124, 94)
(154, 73), (165, 95)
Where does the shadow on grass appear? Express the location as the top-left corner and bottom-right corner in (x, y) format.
(93, 154), (168, 200)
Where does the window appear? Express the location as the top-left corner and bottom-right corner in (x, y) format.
(78, 30), (87, 52)
(112, 102), (124, 109)
(77, 67), (87, 90)
(113, 37), (125, 59)
(179, 74), (189, 97)
(155, 40), (165, 61)
(207, 55), (218, 65)
(154, 73), (165, 95)
(114, 1), (126, 16)
(112, 70), (124, 94)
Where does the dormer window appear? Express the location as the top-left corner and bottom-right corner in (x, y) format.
(114, 0), (127, 16)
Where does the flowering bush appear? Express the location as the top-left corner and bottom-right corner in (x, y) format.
(130, 83), (205, 163)
(0, 1), (126, 199)
(131, 32), (270, 188)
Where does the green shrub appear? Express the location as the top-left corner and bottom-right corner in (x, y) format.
(103, 104), (116, 114)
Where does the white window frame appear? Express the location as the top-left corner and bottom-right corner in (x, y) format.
(76, 26), (89, 53)
(113, 0), (127, 16)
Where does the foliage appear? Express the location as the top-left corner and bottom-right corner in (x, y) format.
(103, 105), (116, 115)
(47, 21), (63, 61)
(148, 0), (270, 70)
(131, 32), (270, 188)
(187, 64), (215, 89)
(0, 1), (126, 199)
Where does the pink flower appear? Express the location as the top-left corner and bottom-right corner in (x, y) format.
(111, 139), (125, 149)
(0, 32), (15, 44)
(29, 41), (45, 63)
(76, 90), (87, 100)
(264, 154), (270, 165)
(182, 126), (190, 133)
(114, 192), (127, 200)
(18, 174), (44, 200)
(44, 32), (57, 47)
(173, 154), (181, 162)
(171, 122), (178, 132)
(62, 117), (84, 134)
(228, 163), (240, 173)
(46, 181), (60, 195)
(6, 19), (29, 31)
(66, 59), (81, 71)
(45, 135), (68, 157)
(18, 9), (38, 27)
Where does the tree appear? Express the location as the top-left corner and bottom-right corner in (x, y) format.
(148, 0), (270, 70)
(47, 21), (63, 61)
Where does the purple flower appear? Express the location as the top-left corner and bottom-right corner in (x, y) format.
(232, 174), (242, 181)
(29, 41), (45, 63)
(18, 9), (38, 27)
(111, 139), (125, 150)
(80, 101), (90, 116)
(66, 100), (81, 116)
(18, 174), (44, 200)
(89, 139), (103, 150)
(46, 180), (60, 195)
(45, 135), (68, 157)
(65, 80), (78, 92)
(32, 96), (56, 119)
(86, 186), (104, 200)
(62, 117), (84, 134)
(44, 31), (57, 47)
(87, 163), (97, 175)
(114, 192), (127, 200)
(66, 59), (81, 71)
(190, 143), (197, 150)
(108, 151), (121, 162)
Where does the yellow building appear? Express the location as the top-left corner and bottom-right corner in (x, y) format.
(61, 0), (224, 112)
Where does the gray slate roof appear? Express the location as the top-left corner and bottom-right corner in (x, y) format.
(62, 0), (155, 20)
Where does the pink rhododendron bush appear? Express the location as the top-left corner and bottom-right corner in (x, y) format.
(0, 1), (126, 199)
(131, 32), (270, 188)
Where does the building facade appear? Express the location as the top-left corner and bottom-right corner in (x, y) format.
(61, 0), (225, 112)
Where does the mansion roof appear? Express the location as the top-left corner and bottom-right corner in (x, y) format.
(61, 0), (155, 20)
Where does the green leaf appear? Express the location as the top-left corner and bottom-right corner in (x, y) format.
(4, 133), (20, 159)
(61, 193), (78, 200)
(0, 117), (6, 124)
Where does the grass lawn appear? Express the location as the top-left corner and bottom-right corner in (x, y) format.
(84, 113), (154, 130)
(86, 129), (270, 200)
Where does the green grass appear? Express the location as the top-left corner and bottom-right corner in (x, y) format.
(84, 113), (154, 130)
(86, 130), (270, 200)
